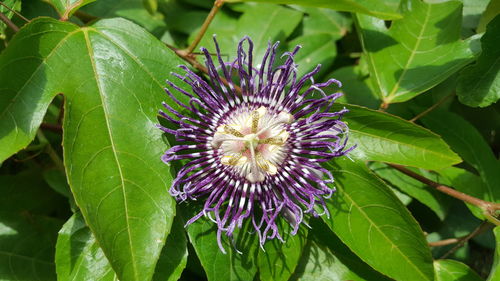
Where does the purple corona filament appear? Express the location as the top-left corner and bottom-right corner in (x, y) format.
(158, 36), (353, 253)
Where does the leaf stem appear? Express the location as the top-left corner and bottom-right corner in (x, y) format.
(428, 221), (492, 247)
(388, 163), (500, 216)
(409, 92), (455, 122)
(37, 130), (65, 170)
(0, 1), (29, 22)
(439, 221), (493, 259)
(184, 0), (224, 55)
(168, 43), (242, 94)
(0, 11), (19, 32)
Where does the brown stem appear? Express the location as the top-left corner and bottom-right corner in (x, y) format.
(440, 221), (492, 259)
(185, 0), (224, 54)
(0, 11), (19, 32)
(379, 101), (389, 111)
(40, 123), (62, 133)
(168, 44), (241, 94)
(388, 163), (500, 214)
(410, 92), (455, 122)
(0, 1), (29, 22)
(429, 221), (492, 247)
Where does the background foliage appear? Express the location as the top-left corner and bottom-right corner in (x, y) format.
(0, 0), (499, 280)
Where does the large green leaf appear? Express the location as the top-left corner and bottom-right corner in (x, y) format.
(338, 104), (461, 170)
(0, 17), (183, 281)
(225, 0), (402, 20)
(0, 19), (75, 163)
(434, 260), (483, 281)
(56, 212), (188, 281)
(421, 111), (500, 203)
(291, 219), (391, 281)
(0, 212), (62, 280)
(189, 3), (302, 62)
(457, 15), (500, 107)
(356, 0), (480, 104)
(180, 207), (259, 281)
(45, 0), (96, 20)
(258, 220), (308, 281)
(322, 158), (434, 281)
(327, 66), (380, 109)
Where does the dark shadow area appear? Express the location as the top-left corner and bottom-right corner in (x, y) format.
(434, 5), (461, 45)
(361, 29), (398, 53)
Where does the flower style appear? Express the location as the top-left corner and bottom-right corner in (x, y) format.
(158, 37), (353, 252)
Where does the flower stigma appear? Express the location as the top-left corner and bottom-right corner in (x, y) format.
(212, 106), (294, 183)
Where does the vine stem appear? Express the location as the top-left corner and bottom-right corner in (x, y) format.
(36, 130), (65, 170)
(0, 1), (29, 22)
(0, 11), (19, 32)
(184, 0), (224, 55)
(428, 221), (492, 247)
(439, 221), (492, 259)
(168, 44), (242, 94)
(388, 163), (500, 225)
(409, 92), (455, 122)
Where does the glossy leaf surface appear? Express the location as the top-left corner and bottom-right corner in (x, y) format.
(434, 259), (483, 281)
(338, 104), (461, 170)
(0, 17), (184, 281)
(46, 0), (96, 20)
(323, 158), (434, 281)
(356, 0), (480, 104)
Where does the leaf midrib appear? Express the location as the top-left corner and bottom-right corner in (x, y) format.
(350, 128), (459, 163)
(385, 4), (432, 101)
(338, 169), (433, 281)
(82, 29), (139, 281)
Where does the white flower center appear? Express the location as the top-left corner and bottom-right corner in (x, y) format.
(211, 106), (294, 183)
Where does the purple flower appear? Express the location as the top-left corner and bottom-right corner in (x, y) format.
(158, 37), (353, 252)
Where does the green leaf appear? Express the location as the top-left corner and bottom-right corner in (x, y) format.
(0, 19), (75, 163)
(322, 158), (434, 281)
(489, 227), (500, 281)
(0, 17), (184, 281)
(0, 212), (62, 280)
(0, 169), (66, 215)
(190, 3), (303, 62)
(327, 66), (380, 109)
(478, 0), (500, 33)
(459, 0), (490, 36)
(288, 33), (337, 78)
(370, 162), (451, 220)
(356, 0), (481, 104)
(180, 206), (259, 281)
(56, 212), (117, 281)
(291, 219), (391, 281)
(434, 259), (483, 281)
(258, 220), (308, 281)
(421, 111), (500, 203)
(56, 212), (188, 281)
(299, 6), (352, 40)
(457, 15), (500, 107)
(338, 104), (461, 170)
(45, 0), (96, 20)
(225, 0), (402, 20)
(83, 0), (166, 36)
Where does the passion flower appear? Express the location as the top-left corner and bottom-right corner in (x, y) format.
(158, 37), (352, 252)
